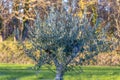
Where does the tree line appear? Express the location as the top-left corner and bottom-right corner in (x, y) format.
(0, 0), (119, 42)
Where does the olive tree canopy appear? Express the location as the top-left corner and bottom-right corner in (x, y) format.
(23, 6), (114, 80)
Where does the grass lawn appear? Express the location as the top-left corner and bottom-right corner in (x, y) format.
(0, 63), (120, 80)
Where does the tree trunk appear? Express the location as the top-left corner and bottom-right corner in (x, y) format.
(50, 53), (64, 80)
(0, 34), (3, 42)
(14, 25), (19, 41)
(55, 65), (64, 80)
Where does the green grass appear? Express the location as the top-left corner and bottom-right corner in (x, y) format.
(0, 63), (120, 80)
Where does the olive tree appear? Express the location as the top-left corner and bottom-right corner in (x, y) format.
(23, 6), (114, 80)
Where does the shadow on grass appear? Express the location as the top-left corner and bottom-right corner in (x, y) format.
(0, 69), (35, 80)
(0, 68), (56, 80)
